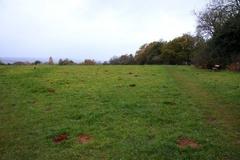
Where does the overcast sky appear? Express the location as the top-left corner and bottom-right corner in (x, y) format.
(0, 0), (207, 61)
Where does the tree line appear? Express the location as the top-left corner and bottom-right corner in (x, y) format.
(109, 0), (240, 71)
(1, 0), (239, 71)
(109, 34), (201, 65)
(0, 57), (97, 65)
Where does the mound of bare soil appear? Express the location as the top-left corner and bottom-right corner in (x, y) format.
(177, 137), (200, 149)
(78, 134), (92, 144)
(53, 133), (68, 143)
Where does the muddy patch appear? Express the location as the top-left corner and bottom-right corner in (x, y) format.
(129, 84), (136, 87)
(128, 72), (133, 75)
(162, 85), (168, 88)
(53, 133), (68, 144)
(207, 117), (217, 124)
(177, 137), (200, 149)
(47, 88), (55, 93)
(45, 107), (52, 112)
(78, 134), (92, 144)
(163, 101), (176, 105)
(236, 140), (240, 145)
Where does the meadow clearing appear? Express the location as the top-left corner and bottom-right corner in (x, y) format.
(0, 65), (239, 160)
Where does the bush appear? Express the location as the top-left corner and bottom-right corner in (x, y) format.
(228, 63), (240, 71)
(82, 59), (96, 65)
(0, 60), (5, 65)
(13, 61), (31, 65)
(33, 60), (42, 65)
(58, 59), (75, 65)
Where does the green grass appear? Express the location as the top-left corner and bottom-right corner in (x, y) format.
(0, 65), (239, 160)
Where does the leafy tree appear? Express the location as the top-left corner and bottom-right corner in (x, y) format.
(135, 41), (165, 64)
(82, 59), (96, 65)
(58, 58), (75, 65)
(48, 57), (54, 65)
(134, 44), (149, 64)
(194, 0), (240, 68)
(161, 34), (197, 64)
(210, 12), (240, 66)
(0, 60), (5, 65)
(110, 54), (135, 65)
(33, 60), (42, 65)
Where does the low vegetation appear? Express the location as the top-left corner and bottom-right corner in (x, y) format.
(0, 65), (239, 160)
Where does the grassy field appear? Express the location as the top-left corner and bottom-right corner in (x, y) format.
(0, 65), (239, 160)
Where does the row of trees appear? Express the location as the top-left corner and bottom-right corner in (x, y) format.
(58, 58), (97, 65)
(109, 34), (204, 65)
(109, 0), (240, 71)
(0, 57), (97, 65)
(1, 1), (239, 70)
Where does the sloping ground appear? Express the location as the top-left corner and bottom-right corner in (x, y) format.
(0, 65), (239, 160)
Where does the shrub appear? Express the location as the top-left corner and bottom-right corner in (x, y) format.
(82, 59), (96, 65)
(13, 61), (30, 65)
(0, 60), (5, 65)
(33, 60), (42, 65)
(58, 58), (75, 65)
(228, 62), (240, 71)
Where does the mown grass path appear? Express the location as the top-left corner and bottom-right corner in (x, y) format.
(0, 65), (239, 160)
(166, 66), (240, 140)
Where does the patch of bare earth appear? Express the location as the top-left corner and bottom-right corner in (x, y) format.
(129, 84), (136, 87)
(47, 88), (55, 93)
(163, 101), (176, 105)
(78, 134), (92, 144)
(177, 137), (200, 149)
(207, 116), (217, 124)
(53, 133), (68, 144)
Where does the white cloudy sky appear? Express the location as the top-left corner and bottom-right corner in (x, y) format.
(0, 0), (207, 61)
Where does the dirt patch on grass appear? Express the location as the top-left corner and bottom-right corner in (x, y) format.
(47, 88), (55, 93)
(236, 140), (240, 145)
(163, 101), (176, 105)
(78, 134), (92, 144)
(128, 72), (133, 75)
(134, 75), (139, 77)
(207, 117), (217, 124)
(45, 107), (52, 112)
(177, 137), (200, 149)
(129, 84), (136, 87)
(53, 133), (68, 143)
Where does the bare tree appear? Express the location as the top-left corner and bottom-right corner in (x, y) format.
(195, 0), (240, 38)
